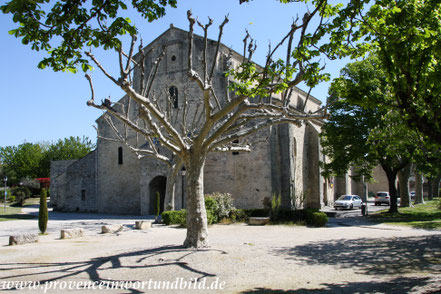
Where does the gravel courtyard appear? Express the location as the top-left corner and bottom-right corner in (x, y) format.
(0, 207), (440, 293)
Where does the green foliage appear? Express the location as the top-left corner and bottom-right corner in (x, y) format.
(161, 209), (186, 226)
(11, 186), (31, 206)
(326, 0), (441, 145)
(205, 192), (235, 220)
(161, 194), (236, 226)
(0, 143), (45, 185)
(305, 208), (328, 227)
(230, 208), (248, 222)
(38, 188), (48, 234)
(262, 194), (282, 220)
(40, 136), (95, 177)
(1, 136), (94, 184)
(204, 196), (218, 225)
(243, 209), (268, 217)
(1, 0), (177, 72)
(308, 211), (328, 227)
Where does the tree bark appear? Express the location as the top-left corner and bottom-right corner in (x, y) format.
(432, 175), (441, 199)
(398, 163), (411, 207)
(414, 171), (424, 204)
(427, 179), (433, 200)
(164, 163), (183, 211)
(383, 167), (399, 213)
(164, 174), (176, 211)
(183, 153), (209, 248)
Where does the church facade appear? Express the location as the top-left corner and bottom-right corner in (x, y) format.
(50, 25), (341, 215)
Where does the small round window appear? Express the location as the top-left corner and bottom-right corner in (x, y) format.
(171, 55), (176, 61)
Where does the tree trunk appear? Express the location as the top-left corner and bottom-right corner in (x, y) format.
(427, 179), (433, 200)
(414, 171), (424, 204)
(384, 168), (399, 213)
(164, 173), (176, 211)
(432, 175), (441, 199)
(398, 163), (411, 207)
(183, 154), (209, 248)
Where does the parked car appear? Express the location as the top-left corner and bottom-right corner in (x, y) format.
(375, 191), (390, 206)
(334, 195), (363, 210)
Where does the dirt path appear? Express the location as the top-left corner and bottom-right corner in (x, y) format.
(0, 209), (440, 293)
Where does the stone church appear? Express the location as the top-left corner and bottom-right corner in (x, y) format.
(51, 25), (338, 215)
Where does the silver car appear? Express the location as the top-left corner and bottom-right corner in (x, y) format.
(334, 195), (363, 210)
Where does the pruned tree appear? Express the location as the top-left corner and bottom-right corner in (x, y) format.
(84, 8), (332, 248)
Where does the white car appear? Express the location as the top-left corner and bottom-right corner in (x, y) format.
(334, 195), (363, 210)
(375, 191), (390, 206)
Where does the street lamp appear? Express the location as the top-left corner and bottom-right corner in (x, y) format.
(180, 167), (186, 209)
(3, 176), (7, 212)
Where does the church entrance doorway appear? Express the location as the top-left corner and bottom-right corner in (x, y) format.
(149, 176), (167, 215)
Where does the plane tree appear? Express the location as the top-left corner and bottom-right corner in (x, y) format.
(330, 0), (441, 146)
(2, 0), (365, 247)
(321, 55), (418, 213)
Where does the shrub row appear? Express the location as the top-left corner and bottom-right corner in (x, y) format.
(162, 209), (186, 226)
(161, 193), (328, 227)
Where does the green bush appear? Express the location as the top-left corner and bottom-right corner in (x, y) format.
(38, 188), (48, 234)
(162, 209), (186, 226)
(244, 208), (268, 217)
(231, 208), (248, 222)
(262, 194), (282, 220)
(204, 196), (218, 225)
(306, 211), (328, 227)
(11, 186), (31, 206)
(205, 192), (235, 220)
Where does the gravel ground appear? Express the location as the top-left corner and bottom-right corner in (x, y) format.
(0, 206), (440, 294)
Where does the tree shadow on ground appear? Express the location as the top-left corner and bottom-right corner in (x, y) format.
(241, 276), (441, 294)
(272, 235), (441, 276)
(0, 245), (227, 291)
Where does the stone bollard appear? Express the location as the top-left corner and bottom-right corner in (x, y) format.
(9, 233), (39, 246)
(135, 221), (153, 230)
(101, 224), (123, 234)
(60, 228), (85, 239)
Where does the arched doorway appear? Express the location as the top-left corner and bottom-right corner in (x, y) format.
(149, 176), (167, 215)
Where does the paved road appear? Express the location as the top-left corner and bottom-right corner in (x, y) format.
(321, 199), (391, 218)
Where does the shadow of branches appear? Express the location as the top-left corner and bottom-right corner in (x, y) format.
(273, 235), (441, 276)
(240, 276), (441, 294)
(0, 245), (227, 291)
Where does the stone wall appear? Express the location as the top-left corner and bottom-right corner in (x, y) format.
(50, 160), (77, 210)
(50, 151), (97, 212)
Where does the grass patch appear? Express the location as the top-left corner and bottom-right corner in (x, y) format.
(369, 199), (441, 230)
(0, 206), (36, 221)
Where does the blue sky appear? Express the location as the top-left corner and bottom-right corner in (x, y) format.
(0, 0), (350, 147)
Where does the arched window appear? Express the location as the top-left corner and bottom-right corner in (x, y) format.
(169, 86), (178, 109)
(118, 147), (123, 165)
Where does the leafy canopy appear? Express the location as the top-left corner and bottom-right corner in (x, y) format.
(0, 136), (94, 184)
(1, 0), (177, 73)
